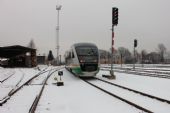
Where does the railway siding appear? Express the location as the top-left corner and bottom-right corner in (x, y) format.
(83, 77), (170, 113)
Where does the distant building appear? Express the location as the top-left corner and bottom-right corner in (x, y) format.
(0, 45), (37, 67)
(37, 55), (46, 64)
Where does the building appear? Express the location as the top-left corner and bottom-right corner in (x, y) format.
(0, 45), (37, 67)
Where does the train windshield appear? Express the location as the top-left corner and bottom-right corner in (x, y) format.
(76, 46), (98, 63)
(76, 46), (98, 56)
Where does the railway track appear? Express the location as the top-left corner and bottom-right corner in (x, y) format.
(0, 69), (24, 105)
(29, 68), (62, 113)
(0, 67), (51, 106)
(101, 66), (170, 79)
(81, 78), (153, 113)
(81, 77), (170, 113)
(0, 69), (15, 83)
(28, 68), (61, 113)
(95, 77), (170, 104)
(66, 67), (170, 112)
(104, 65), (170, 74)
(66, 69), (152, 112)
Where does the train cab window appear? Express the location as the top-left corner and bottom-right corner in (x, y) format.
(76, 46), (98, 56)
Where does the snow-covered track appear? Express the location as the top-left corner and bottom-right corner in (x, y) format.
(0, 69), (24, 106)
(65, 68), (170, 112)
(0, 70), (15, 83)
(8, 70), (25, 96)
(95, 77), (170, 104)
(101, 67), (170, 79)
(82, 77), (170, 113)
(66, 68), (152, 113)
(29, 68), (60, 113)
(0, 67), (52, 106)
(81, 78), (153, 113)
(25, 67), (59, 85)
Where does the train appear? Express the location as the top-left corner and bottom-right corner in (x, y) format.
(65, 43), (100, 77)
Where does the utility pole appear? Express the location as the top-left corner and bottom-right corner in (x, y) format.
(56, 5), (62, 65)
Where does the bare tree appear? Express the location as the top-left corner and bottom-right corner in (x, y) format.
(157, 43), (166, 63)
(47, 50), (54, 65)
(28, 39), (36, 49)
(141, 49), (147, 63)
(118, 47), (126, 65)
(118, 47), (132, 65)
(99, 49), (111, 64)
(141, 49), (147, 66)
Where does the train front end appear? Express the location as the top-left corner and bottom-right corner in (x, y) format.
(75, 43), (100, 77)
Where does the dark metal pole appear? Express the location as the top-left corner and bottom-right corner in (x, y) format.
(110, 25), (115, 78)
(133, 45), (135, 70)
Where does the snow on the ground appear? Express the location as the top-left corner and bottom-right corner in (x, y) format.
(0, 86), (42, 113)
(36, 68), (142, 113)
(0, 68), (40, 100)
(0, 65), (170, 113)
(0, 68), (15, 82)
(90, 77), (170, 113)
(97, 70), (170, 100)
(0, 69), (23, 100)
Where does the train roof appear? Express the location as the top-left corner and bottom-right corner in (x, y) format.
(72, 43), (97, 48)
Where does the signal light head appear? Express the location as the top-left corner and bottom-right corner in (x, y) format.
(112, 7), (119, 26)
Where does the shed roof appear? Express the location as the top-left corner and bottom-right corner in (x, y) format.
(0, 45), (36, 58)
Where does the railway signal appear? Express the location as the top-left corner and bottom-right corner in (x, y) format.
(112, 7), (119, 26)
(110, 7), (119, 79)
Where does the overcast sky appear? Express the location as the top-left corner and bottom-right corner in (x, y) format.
(0, 0), (170, 58)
